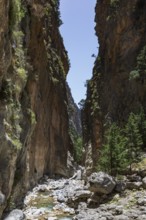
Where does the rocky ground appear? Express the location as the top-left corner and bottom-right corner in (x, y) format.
(3, 164), (146, 220)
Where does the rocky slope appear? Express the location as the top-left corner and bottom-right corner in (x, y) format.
(83, 0), (146, 171)
(0, 0), (73, 217)
(4, 167), (146, 220)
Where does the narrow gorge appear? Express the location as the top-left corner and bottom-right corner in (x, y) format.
(1, 0), (146, 220)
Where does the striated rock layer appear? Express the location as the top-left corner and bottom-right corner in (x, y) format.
(0, 0), (72, 216)
(83, 0), (146, 171)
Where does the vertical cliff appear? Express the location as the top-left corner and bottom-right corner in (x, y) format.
(83, 0), (146, 172)
(0, 0), (73, 216)
(66, 83), (82, 137)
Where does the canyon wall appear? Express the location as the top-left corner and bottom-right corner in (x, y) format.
(0, 0), (73, 216)
(66, 83), (82, 137)
(83, 0), (146, 171)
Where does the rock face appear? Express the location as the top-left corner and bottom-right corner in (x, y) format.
(66, 83), (82, 137)
(66, 83), (82, 158)
(0, 0), (73, 217)
(83, 0), (146, 170)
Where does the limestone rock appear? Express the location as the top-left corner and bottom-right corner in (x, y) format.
(0, 0), (74, 217)
(115, 181), (126, 192)
(0, 192), (5, 205)
(137, 198), (146, 206)
(142, 177), (146, 189)
(113, 215), (130, 220)
(72, 190), (92, 202)
(4, 209), (25, 220)
(88, 172), (116, 194)
(127, 181), (142, 190)
(127, 175), (142, 182)
(48, 217), (57, 220)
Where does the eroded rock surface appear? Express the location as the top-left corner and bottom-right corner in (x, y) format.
(20, 170), (146, 220)
(2, 168), (146, 220)
(88, 172), (116, 194)
(0, 0), (73, 217)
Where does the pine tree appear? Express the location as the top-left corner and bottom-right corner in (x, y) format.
(97, 110), (145, 175)
(125, 112), (143, 169)
(98, 123), (128, 175)
(137, 108), (146, 148)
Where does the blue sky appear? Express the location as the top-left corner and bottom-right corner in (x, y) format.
(60, 0), (98, 105)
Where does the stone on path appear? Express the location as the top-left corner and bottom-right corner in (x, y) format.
(88, 172), (116, 194)
(4, 209), (25, 220)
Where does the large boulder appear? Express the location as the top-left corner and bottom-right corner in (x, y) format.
(72, 190), (92, 202)
(4, 209), (25, 220)
(88, 172), (116, 194)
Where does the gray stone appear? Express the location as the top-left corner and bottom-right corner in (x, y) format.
(113, 215), (130, 220)
(127, 174), (142, 182)
(48, 217), (57, 220)
(137, 215), (146, 220)
(106, 216), (114, 220)
(33, 209), (43, 215)
(142, 176), (146, 189)
(137, 198), (146, 206)
(4, 209), (25, 220)
(115, 181), (126, 192)
(126, 181), (142, 190)
(4, 218), (16, 220)
(107, 204), (117, 210)
(76, 170), (82, 180)
(78, 202), (87, 210)
(57, 194), (67, 203)
(139, 170), (146, 178)
(71, 169), (82, 180)
(0, 191), (5, 205)
(115, 206), (123, 215)
(88, 172), (116, 194)
(37, 184), (48, 192)
(125, 209), (141, 218)
(73, 212), (100, 220)
(53, 203), (75, 215)
(73, 190), (92, 201)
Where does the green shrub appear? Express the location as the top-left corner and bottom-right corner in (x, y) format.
(9, 0), (25, 30)
(125, 112), (143, 166)
(97, 123), (128, 175)
(129, 70), (140, 80)
(110, 0), (119, 6)
(17, 68), (27, 81)
(129, 46), (146, 80)
(27, 109), (37, 126)
(52, 0), (62, 26)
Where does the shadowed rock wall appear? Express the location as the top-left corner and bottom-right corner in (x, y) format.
(0, 0), (72, 216)
(83, 0), (146, 172)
